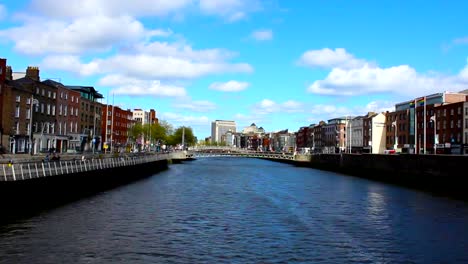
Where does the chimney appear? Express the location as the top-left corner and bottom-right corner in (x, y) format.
(6, 66), (12, 81)
(0, 58), (6, 82)
(26, 66), (40, 81)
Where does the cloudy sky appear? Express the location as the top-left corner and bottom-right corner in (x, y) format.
(1, 1), (468, 138)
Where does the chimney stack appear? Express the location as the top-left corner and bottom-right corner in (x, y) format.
(26, 66), (40, 81)
(5, 66), (12, 81)
(0, 58), (6, 83)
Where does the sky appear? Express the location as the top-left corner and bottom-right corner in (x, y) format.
(1, 0), (468, 139)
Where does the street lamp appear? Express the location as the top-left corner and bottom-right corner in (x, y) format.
(392, 120), (397, 151)
(430, 115), (436, 154)
(29, 95), (39, 155)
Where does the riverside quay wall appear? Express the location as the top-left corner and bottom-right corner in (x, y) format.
(305, 154), (468, 200)
(0, 154), (170, 223)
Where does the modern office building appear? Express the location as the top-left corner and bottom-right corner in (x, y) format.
(211, 120), (236, 144)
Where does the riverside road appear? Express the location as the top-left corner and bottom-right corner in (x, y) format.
(0, 157), (467, 263)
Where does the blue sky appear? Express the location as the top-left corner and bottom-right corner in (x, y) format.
(1, 0), (468, 138)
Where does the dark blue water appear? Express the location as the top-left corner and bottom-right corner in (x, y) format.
(1, 158), (467, 263)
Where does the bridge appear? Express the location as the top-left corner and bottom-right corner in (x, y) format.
(187, 147), (311, 162)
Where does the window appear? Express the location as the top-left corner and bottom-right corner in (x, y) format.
(75, 108), (78, 116)
(76, 98), (79, 103)
(71, 96), (74, 102)
(15, 106), (20, 117)
(14, 122), (19, 134)
(443, 109), (446, 116)
(47, 104), (51, 115)
(64, 106), (67, 116)
(458, 107), (461, 115)
(47, 91), (51, 98)
(26, 108), (31, 119)
(41, 103), (44, 113)
(16, 95), (20, 102)
(465, 107), (468, 115)
(443, 120), (446, 129)
(52, 105), (56, 116)
(450, 120), (453, 129)
(451, 109), (454, 116)
(70, 122), (73, 133)
(27, 123), (31, 134)
(41, 89), (45, 96)
(65, 93), (68, 99)
(59, 104), (62, 115)
(60, 92), (63, 99)
(53, 92), (56, 99)
(36, 87), (40, 94)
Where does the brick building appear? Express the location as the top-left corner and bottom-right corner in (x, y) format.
(102, 105), (134, 152)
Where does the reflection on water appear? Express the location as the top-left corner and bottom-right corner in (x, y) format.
(1, 157), (467, 264)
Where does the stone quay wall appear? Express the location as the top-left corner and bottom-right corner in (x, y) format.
(303, 154), (467, 200)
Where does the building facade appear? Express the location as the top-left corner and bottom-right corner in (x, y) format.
(211, 120), (236, 144)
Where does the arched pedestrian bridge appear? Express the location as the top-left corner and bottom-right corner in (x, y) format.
(185, 147), (311, 162)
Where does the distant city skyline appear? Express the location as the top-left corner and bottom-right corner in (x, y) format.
(1, 1), (468, 138)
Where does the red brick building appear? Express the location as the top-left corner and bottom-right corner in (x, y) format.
(102, 105), (134, 152)
(435, 100), (468, 154)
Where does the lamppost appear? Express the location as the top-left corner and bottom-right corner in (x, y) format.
(430, 115), (436, 154)
(92, 113), (100, 153)
(311, 132), (315, 153)
(29, 95), (39, 155)
(392, 120), (397, 151)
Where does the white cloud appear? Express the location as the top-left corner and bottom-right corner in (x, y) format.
(0, 15), (154, 55)
(173, 100), (217, 112)
(199, 0), (261, 21)
(160, 112), (210, 125)
(251, 29), (273, 41)
(307, 64), (466, 97)
(30, 0), (192, 18)
(99, 75), (187, 97)
(307, 100), (396, 123)
(298, 48), (367, 69)
(301, 48), (468, 97)
(42, 52), (253, 79)
(0, 4), (6, 20)
(254, 99), (303, 114)
(133, 41), (235, 62)
(209, 80), (249, 92)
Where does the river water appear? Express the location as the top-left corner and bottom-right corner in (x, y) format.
(1, 158), (467, 263)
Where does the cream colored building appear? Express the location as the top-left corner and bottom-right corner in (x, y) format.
(369, 113), (387, 154)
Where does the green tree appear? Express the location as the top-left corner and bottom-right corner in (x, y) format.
(168, 126), (196, 147)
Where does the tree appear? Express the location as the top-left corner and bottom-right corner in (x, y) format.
(168, 126), (196, 147)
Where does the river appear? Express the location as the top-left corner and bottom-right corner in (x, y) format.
(1, 157), (467, 263)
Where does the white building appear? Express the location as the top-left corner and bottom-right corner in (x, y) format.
(369, 112), (387, 154)
(211, 120), (236, 144)
(347, 116), (364, 153)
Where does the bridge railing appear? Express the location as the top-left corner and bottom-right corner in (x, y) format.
(0, 153), (170, 182)
(192, 151), (297, 160)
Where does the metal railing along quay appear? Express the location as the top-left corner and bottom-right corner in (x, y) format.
(1, 153), (170, 182)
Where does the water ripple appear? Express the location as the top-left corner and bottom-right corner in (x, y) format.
(1, 158), (468, 264)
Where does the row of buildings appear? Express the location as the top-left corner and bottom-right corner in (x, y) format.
(210, 91), (468, 155)
(0, 59), (158, 154)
